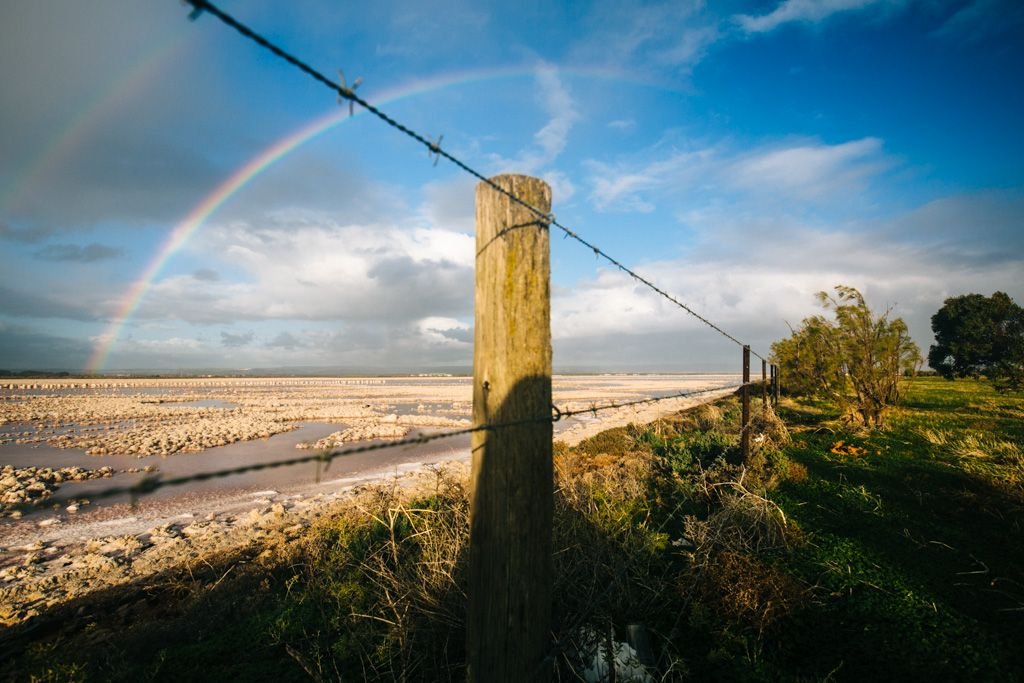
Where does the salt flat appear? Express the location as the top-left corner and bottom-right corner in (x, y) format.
(0, 374), (738, 622)
(1, 373), (739, 456)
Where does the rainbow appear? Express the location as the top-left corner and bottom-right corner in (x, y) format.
(85, 65), (664, 373)
(83, 109), (345, 374)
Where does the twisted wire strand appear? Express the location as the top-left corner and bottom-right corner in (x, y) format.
(181, 0), (767, 360)
(555, 382), (745, 420)
(5, 382), (748, 518)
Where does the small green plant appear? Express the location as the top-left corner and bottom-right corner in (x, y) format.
(636, 427), (736, 474)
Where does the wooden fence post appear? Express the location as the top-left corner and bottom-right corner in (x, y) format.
(741, 345), (751, 464)
(468, 174), (553, 682)
(761, 358), (768, 411)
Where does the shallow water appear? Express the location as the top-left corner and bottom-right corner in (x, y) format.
(0, 421), (471, 515)
(0, 374), (739, 520)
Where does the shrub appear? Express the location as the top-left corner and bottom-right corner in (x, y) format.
(772, 285), (922, 427)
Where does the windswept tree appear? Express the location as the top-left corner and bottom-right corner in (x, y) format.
(772, 285), (922, 427)
(929, 292), (1024, 392)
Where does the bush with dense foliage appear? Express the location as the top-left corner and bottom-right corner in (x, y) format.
(771, 285), (921, 427)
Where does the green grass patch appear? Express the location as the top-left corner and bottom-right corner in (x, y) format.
(766, 377), (1024, 680)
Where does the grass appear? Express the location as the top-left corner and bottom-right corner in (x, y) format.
(3, 378), (1023, 681)
(765, 377), (1024, 681)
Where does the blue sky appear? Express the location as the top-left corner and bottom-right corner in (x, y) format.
(1, 0), (1022, 373)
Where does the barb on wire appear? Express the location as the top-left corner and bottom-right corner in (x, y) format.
(553, 383), (746, 422)
(427, 134), (443, 166)
(179, 0), (768, 360)
(336, 69), (363, 117)
(739, 414), (758, 436)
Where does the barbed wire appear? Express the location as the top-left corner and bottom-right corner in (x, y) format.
(5, 379), (769, 673)
(5, 425), (480, 519)
(554, 382), (744, 421)
(180, 0), (767, 362)
(4, 383), (748, 519)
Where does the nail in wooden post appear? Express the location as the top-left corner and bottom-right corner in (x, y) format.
(761, 358), (768, 411)
(742, 345), (751, 465)
(468, 174), (553, 682)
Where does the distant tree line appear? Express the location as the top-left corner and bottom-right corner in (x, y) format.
(0, 370), (73, 378)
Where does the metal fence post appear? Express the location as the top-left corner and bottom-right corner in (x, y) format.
(761, 358), (768, 411)
(773, 364), (781, 405)
(742, 345), (751, 465)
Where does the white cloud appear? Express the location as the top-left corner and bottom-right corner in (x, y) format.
(488, 65), (579, 175)
(586, 149), (715, 212)
(585, 136), (887, 213)
(551, 211), (1024, 369)
(138, 217), (475, 325)
(549, 184), (1024, 370)
(534, 67), (578, 162)
(417, 317), (472, 346)
(570, 1), (721, 75)
(734, 0), (895, 33)
(543, 170), (576, 203)
(419, 176), (476, 233)
(655, 25), (720, 66)
(728, 137), (888, 199)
